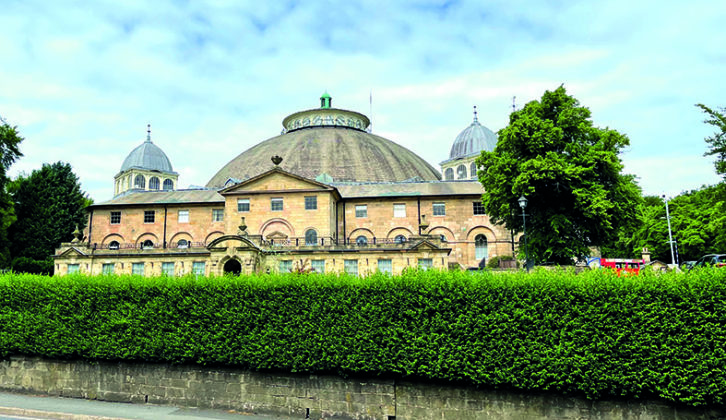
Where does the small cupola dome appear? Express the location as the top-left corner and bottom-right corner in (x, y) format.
(120, 124), (175, 173)
(448, 106), (497, 160)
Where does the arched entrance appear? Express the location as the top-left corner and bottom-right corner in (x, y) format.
(223, 259), (242, 275)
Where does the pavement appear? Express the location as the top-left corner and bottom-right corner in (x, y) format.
(0, 392), (291, 420)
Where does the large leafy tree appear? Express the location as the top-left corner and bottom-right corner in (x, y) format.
(0, 117), (24, 268)
(8, 162), (90, 273)
(476, 86), (641, 264)
(696, 103), (726, 180)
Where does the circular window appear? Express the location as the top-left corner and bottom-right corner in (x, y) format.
(177, 239), (189, 249)
(394, 235), (407, 244)
(356, 236), (368, 245)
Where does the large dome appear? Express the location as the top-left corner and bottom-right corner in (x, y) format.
(448, 114), (497, 160)
(120, 128), (175, 173)
(206, 96), (440, 188)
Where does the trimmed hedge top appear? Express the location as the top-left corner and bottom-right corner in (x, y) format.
(1, 268), (724, 407)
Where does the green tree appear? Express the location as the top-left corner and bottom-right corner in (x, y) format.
(8, 162), (89, 273)
(476, 86), (642, 264)
(0, 117), (24, 268)
(696, 103), (726, 180)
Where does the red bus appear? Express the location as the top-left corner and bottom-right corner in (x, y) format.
(600, 258), (643, 276)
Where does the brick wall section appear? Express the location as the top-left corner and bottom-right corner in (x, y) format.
(1, 357), (722, 420)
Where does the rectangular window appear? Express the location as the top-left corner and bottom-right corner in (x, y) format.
(311, 259), (325, 273)
(162, 262), (175, 276)
(271, 198), (283, 211)
(178, 210), (189, 223)
(102, 263), (114, 275)
(110, 211), (121, 224)
(355, 204), (367, 218)
(378, 259), (392, 274)
(418, 258), (433, 270)
(144, 210), (155, 223)
(132, 262), (145, 276)
(212, 209), (224, 222)
(279, 260), (292, 273)
(67, 264), (79, 274)
(237, 198), (250, 212)
(344, 259), (358, 276)
(473, 202), (485, 215)
(192, 262), (206, 276)
(305, 196), (317, 210)
(393, 203), (406, 218)
(433, 202), (446, 216)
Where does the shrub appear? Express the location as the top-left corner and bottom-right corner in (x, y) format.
(0, 269), (724, 407)
(10, 257), (53, 275)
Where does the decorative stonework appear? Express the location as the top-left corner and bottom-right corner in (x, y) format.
(281, 107), (370, 133)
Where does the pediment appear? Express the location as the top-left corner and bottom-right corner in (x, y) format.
(220, 168), (335, 194)
(55, 246), (88, 258)
(409, 239), (438, 251)
(207, 235), (260, 250)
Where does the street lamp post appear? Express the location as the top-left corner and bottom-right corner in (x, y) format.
(663, 194), (676, 266)
(518, 195), (529, 272)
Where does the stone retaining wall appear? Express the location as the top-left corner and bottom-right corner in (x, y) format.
(0, 356), (722, 419)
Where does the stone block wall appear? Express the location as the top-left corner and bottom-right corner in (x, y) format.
(1, 356), (722, 420)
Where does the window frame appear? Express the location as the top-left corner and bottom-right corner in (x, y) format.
(344, 259), (359, 276)
(305, 229), (318, 246)
(271, 197), (283, 211)
(279, 260), (292, 273)
(356, 235), (368, 245)
(110, 211), (121, 225)
(305, 196), (318, 210)
(178, 209), (189, 223)
(432, 202), (446, 216)
(472, 202), (485, 215)
(355, 204), (367, 218)
(102, 263), (114, 275)
(192, 261), (206, 276)
(237, 198), (250, 212)
(311, 259), (325, 273)
(418, 258), (434, 270)
(162, 262), (175, 276)
(132, 262), (145, 276)
(144, 210), (155, 223)
(67, 264), (80, 274)
(393, 203), (406, 218)
(212, 209), (224, 222)
(378, 259), (393, 274)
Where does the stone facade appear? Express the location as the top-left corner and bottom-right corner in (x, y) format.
(55, 168), (514, 276)
(1, 356), (721, 420)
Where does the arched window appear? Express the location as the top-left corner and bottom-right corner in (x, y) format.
(456, 165), (467, 180)
(134, 174), (145, 189)
(142, 240), (154, 250)
(149, 177), (160, 190)
(475, 234), (488, 261)
(394, 234), (407, 244)
(163, 179), (173, 190)
(356, 236), (368, 245)
(444, 168), (454, 181)
(470, 162), (477, 179)
(177, 239), (189, 249)
(109, 240), (120, 250)
(305, 229), (318, 245)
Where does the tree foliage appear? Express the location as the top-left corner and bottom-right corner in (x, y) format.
(696, 103), (726, 180)
(8, 162), (89, 267)
(476, 86), (641, 264)
(628, 185), (726, 263)
(0, 117), (24, 268)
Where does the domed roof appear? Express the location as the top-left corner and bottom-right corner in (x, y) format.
(120, 127), (176, 174)
(207, 94), (441, 188)
(206, 127), (441, 188)
(448, 110), (497, 160)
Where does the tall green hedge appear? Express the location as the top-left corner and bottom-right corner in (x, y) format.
(0, 269), (724, 407)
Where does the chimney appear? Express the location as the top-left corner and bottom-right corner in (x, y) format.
(641, 247), (651, 263)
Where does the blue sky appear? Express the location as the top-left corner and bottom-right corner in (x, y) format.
(1, 0), (724, 202)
